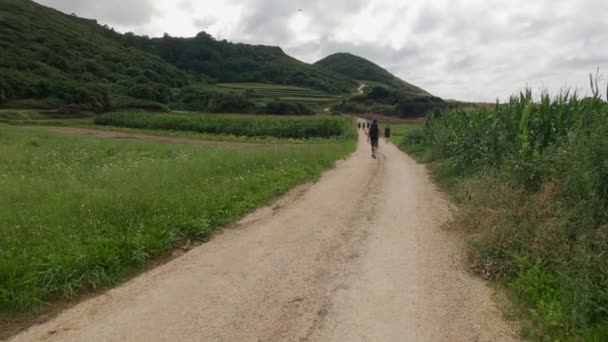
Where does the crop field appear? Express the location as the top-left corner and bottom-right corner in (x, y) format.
(216, 83), (339, 107)
(0, 124), (355, 321)
(403, 88), (608, 339)
(95, 112), (352, 139)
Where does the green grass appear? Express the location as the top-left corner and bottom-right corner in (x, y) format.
(95, 112), (353, 139)
(0, 110), (48, 122)
(400, 87), (608, 340)
(389, 123), (423, 145)
(0, 109), (93, 122)
(0, 124), (355, 322)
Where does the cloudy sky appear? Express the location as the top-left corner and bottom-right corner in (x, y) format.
(37, 0), (608, 101)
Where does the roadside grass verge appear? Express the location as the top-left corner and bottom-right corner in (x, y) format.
(0, 124), (355, 330)
(95, 112), (352, 139)
(388, 122), (422, 145)
(399, 87), (608, 340)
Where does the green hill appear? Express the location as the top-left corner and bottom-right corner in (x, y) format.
(0, 0), (442, 116)
(314, 53), (430, 95)
(0, 0), (356, 113)
(0, 0), (188, 112)
(113, 32), (357, 95)
(315, 53), (446, 117)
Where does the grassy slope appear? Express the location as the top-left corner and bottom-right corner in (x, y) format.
(0, 124), (355, 324)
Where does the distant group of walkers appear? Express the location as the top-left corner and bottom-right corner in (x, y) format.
(357, 119), (391, 159)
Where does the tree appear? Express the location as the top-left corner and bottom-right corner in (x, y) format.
(369, 86), (390, 99)
(127, 84), (155, 100)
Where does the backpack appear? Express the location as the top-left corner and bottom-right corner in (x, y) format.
(369, 124), (379, 138)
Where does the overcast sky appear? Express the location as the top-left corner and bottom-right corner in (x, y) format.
(37, 0), (608, 101)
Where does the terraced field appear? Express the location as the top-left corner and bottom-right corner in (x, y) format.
(217, 83), (341, 109)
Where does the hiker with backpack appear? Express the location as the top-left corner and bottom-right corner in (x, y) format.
(384, 124), (391, 143)
(368, 120), (380, 158)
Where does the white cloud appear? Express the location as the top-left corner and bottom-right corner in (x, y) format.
(35, 0), (608, 101)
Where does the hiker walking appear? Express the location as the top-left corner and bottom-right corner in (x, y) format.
(384, 124), (391, 143)
(368, 120), (380, 158)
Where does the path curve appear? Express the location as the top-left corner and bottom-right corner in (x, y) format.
(357, 83), (366, 95)
(11, 128), (518, 342)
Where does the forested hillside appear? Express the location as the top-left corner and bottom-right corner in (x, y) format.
(113, 32), (357, 95)
(0, 0), (186, 112)
(0, 0), (441, 115)
(0, 0), (355, 112)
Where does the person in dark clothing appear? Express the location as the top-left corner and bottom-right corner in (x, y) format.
(384, 125), (391, 143)
(368, 120), (380, 158)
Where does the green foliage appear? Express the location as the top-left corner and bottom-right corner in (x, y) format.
(334, 86), (446, 117)
(0, 125), (354, 318)
(216, 83), (339, 110)
(387, 123), (423, 145)
(0, 0), (360, 113)
(1, 1), (440, 115)
(112, 32), (356, 94)
(95, 112), (350, 139)
(172, 85), (259, 113)
(0, 0), (187, 111)
(314, 53), (430, 95)
(404, 86), (608, 338)
(266, 100), (314, 115)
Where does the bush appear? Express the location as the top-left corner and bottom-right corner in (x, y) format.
(127, 84), (155, 100)
(334, 87), (446, 117)
(266, 100), (314, 115)
(175, 86), (258, 113)
(95, 112), (350, 138)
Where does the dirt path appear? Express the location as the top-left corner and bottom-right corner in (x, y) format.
(357, 83), (366, 95)
(11, 128), (518, 342)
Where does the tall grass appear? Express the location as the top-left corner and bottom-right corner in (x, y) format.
(0, 125), (354, 319)
(404, 80), (608, 339)
(95, 112), (351, 139)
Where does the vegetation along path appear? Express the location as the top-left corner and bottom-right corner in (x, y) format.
(12, 130), (518, 341)
(36, 126), (282, 147)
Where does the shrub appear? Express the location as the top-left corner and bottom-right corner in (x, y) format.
(266, 100), (314, 115)
(95, 112), (349, 139)
(127, 84), (155, 100)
